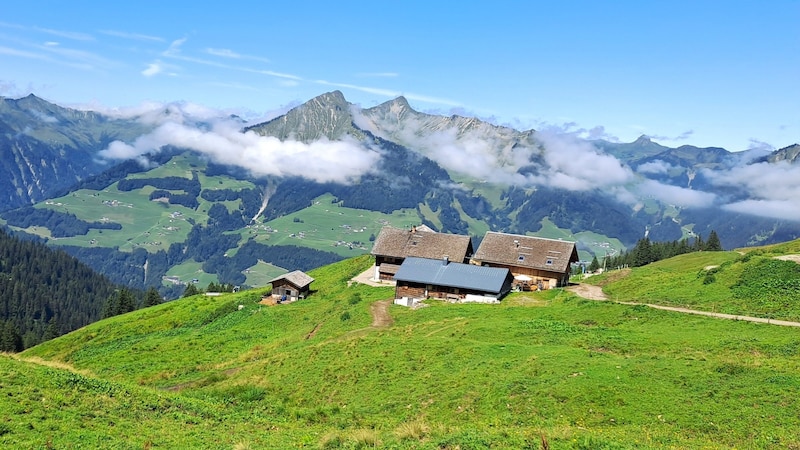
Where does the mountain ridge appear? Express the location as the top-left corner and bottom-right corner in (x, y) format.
(1, 91), (799, 297)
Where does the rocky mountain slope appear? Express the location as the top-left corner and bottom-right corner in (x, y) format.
(0, 95), (147, 211)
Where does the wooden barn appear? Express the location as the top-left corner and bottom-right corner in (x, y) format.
(471, 231), (579, 290)
(393, 256), (513, 304)
(268, 270), (314, 302)
(370, 225), (473, 281)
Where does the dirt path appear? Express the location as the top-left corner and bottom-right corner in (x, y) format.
(567, 283), (607, 300)
(567, 284), (800, 328)
(370, 300), (393, 327)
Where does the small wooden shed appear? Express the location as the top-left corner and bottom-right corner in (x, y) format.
(268, 270), (314, 302)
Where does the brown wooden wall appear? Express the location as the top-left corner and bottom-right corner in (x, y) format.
(475, 263), (570, 288)
(271, 279), (310, 300)
(395, 283), (426, 299)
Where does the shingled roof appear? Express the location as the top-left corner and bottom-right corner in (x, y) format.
(268, 270), (315, 289)
(370, 226), (473, 262)
(473, 231), (578, 273)
(394, 257), (511, 294)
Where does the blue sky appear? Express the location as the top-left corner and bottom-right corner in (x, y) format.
(1, 1), (798, 151)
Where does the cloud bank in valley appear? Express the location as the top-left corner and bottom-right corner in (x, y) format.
(99, 101), (799, 223)
(354, 107), (719, 210)
(702, 160), (800, 221)
(99, 104), (380, 184)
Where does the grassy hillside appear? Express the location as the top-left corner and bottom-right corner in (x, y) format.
(7, 254), (800, 448)
(589, 239), (800, 321)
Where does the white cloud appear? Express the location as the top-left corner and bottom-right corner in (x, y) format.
(356, 72), (399, 78)
(206, 47), (270, 63)
(206, 48), (240, 58)
(636, 160), (674, 175)
(99, 111), (380, 185)
(141, 62), (163, 77)
(33, 26), (93, 41)
(722, 199), (800, 222)
(706, 161), (800, 201)
(636, 179), (716, 208)
(99, 29), (165, 42)
(315, 79), (461, 107)
(536, 132), (634, 191)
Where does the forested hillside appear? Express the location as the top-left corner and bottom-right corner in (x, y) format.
(0, 229), (123, 350)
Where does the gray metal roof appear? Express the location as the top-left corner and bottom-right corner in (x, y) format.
(393, 257), (511, 294)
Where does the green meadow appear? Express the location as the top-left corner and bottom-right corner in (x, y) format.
(6, 245), (800, 449)
(590, 242), (800, 321)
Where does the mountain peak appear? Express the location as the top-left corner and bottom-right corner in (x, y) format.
(634, 135), (652, 144)
(390, 95), (411, 109)
(309, 90), (348, 108)
(767, 143), (800, 164)
(245, 90), (361, 142)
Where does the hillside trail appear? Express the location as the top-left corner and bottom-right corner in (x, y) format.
(567, 284), (800, 328)
(370, 300), (393, 327)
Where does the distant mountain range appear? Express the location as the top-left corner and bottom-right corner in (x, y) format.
(1, 91), (798, 296)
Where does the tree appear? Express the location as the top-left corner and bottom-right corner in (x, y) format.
(705, 230), (723, 251)
(42, 318), (60, 341)
(143, 287), (162, 307)
(183, 283), (200, 297)
(588, 255), (600, 273)
(632, 238), (655, 267)
(0, 321), (23, 352)
(118, 288), (137, 314)
(101, 293), (119, 319)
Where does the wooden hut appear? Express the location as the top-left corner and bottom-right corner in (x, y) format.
(268, 270), (314, 302)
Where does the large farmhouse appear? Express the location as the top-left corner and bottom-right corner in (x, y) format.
(471, 231), (579, 290)
(394, 256), (513, 305)
(370, 225), (473, 281)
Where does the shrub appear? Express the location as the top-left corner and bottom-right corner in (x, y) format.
(349, 429), (380, 448)
(340, 312), (351, 322)
(394, 419), (430, 440)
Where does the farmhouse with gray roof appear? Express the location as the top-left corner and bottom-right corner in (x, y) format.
(370, 225), (473, 281)
(393, 256), (513, 304)
(471, 231), (579, 289)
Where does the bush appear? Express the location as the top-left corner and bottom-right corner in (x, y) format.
(340, 312), (351, 322)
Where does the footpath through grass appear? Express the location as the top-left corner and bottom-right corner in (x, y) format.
(590, 243), (800, 322)
(9, 254), (800, 449)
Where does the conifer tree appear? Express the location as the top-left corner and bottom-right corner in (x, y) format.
(705, 230), (723, 251)
(183, 283), (200, 297)
(0, 321), (23, 352)
(101, 293), (120, 319)
(588, 255), (600, 272)
(118, 288), (136, 314)
(42, 318), (60, 341)
(143, 287), (162, 307)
